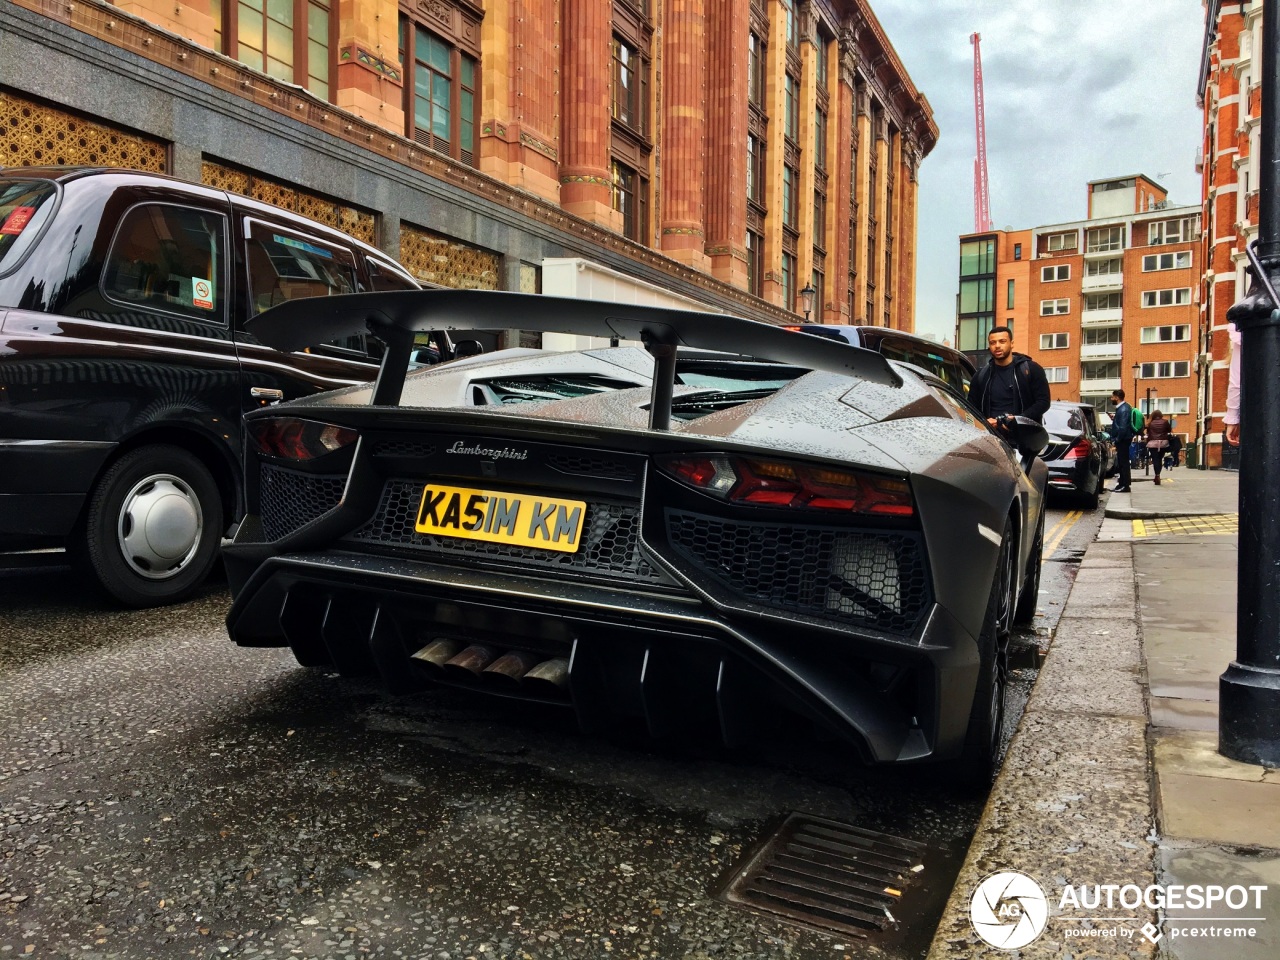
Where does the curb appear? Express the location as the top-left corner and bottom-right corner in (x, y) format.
(926, 537), (1157, 959)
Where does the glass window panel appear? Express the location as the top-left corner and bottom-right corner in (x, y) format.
(267, 21), (294, 68)
(309, 39), (328, 83)
(238, 8), (264, 47)
(308, 5), (327, 41)
(415, 96), (431, 132)
(428, 35), (450, 74)
(238, 41), (264, 71)
(240, 0), (262, 11)
(267, 0), (293, 26)
(461, 57), (475, 88)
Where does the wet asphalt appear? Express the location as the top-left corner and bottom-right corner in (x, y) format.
(0, 502), (1099, 960)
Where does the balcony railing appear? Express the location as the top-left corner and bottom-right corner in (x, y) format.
(1082, 273), (1123, 293)
(1081, 307), (1123, 325)
(1080, 343), (1123, 360)
(1079, 377), (1123, 393)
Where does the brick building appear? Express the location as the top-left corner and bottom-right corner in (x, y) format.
(958, 176), (1201, 445)
(1198, 0), (1261, 468)
(1, 0), (935, 335)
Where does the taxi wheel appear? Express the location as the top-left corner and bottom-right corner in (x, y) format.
(82, 445), (223, 607)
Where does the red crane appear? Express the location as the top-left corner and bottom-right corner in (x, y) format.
(971, 32), (993, 233)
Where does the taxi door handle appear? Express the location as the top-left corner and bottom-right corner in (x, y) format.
(250, 386), (285, 402)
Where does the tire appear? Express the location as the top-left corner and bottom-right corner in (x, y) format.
(954, 518), (1014, 790)
(1081, 483), (1100, 511)
(1013, 510), (1044, 626)
(81, 445), (224, 607)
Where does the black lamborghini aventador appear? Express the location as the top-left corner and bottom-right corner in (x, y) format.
(223, 291), (1048, 784)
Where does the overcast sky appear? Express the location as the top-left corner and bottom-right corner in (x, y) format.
(869, 0), (1207, 343)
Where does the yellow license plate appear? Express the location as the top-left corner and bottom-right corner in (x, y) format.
(414, 483), (587, 553)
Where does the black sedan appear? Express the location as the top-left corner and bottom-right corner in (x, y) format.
(1040, 401), (1114, 509)
(223, 292), (1048, 785)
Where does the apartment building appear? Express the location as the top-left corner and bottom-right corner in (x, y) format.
(958, 176), (1200, 446)
(1199, 0), (1261, 468)
(1, 0), (936, 335)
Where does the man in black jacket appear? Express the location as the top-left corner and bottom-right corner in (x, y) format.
(968, 327), (1052, 425)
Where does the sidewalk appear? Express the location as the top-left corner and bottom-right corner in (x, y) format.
(928, 467), (1280, 959)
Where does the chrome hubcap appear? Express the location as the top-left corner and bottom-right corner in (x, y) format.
(117, 474), (203, 580)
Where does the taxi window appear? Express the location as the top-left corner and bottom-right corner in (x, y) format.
(103, 204), (227, 321)
(367, 257), (418, 291)
(0, 179), (58, 275)
(246, 221), (359, 316)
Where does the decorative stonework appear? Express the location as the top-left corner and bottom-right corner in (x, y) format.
(662, 226), (704, 237)
(339, 44), (403, 85)
(1, 89), (166, 171)
(560, 174), (613, 187)
(201, 160), (377, 244)
(399, 222), (499, 289)
(416, 0), (451, 26)
(520, 131), (558, 161)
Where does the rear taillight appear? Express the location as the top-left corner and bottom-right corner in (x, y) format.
(1063, 438), (1092, 460)
(248, 418), (358, 460)
(657, 454), (914, 517)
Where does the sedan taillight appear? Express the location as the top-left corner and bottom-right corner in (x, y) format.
(248, 418), (358, 460)
(657, 454), (914, 517)
(1063, 438), (1092, 460)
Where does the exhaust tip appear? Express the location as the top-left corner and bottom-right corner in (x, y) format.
(443, 643), (498, 682)
(410, 638), (462, 673)
(483, 650), (542, 686)
(523, 657), (570, 695)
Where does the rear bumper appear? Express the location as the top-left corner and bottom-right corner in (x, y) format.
(223, 543), (982, 765)
(0, 439), (115, 545)
(1043, 456), (1096, 494)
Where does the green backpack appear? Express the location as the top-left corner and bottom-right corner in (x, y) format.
(1131, 406), (1145, 432)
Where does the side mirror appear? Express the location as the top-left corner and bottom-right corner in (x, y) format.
(1002, 416), (1049, 458)
(453, 339), (485, 359)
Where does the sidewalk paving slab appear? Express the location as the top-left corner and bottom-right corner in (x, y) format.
(926, 468), (1273, 960)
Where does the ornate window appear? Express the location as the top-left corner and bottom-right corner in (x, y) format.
(399, 3), (482, 167)
(611, 0), (652, 244)
(225, 0), (333, 98)
(612, 159), (647, 242)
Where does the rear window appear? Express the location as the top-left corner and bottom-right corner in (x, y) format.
(1044, 407), (1085, 433)
(0, 179), (58, 274)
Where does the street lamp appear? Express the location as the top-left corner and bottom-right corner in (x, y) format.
(799, 283), (816, 322)
(1144, 387), (1158, 475)
(1131, 361), (1140, 402)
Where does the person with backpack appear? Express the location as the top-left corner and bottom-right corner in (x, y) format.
(1110, 389), (1139, 492)
(968, 327), (1052, 428)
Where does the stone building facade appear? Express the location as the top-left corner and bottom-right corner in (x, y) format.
(1198, 0), (1261, 468)
(1, 0), (935, 332)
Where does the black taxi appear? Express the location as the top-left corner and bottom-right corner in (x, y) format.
(0, 167), (429, 606)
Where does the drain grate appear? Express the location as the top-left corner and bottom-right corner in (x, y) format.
(715, 812), (936, 940)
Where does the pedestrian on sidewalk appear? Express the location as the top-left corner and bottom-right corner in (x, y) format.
(967, 327), (1051, 431)
(1110, 389), (1135, 492)
(1146, 409), (1172, 485)
(1225, 322), (1242, 446)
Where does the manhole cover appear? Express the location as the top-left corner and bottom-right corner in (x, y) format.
(714, 812), (953, 946)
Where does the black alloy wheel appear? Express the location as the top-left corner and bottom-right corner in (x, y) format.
(1013, 509), (1044, 626)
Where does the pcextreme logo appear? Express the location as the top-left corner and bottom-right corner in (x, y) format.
(970, 871), (1050, 948)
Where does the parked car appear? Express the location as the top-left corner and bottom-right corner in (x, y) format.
(785, 324), (977, 397)
(224, 291), (1049, 784)
(1040, 400), (1114, 509)
(0, 167), (461, 606)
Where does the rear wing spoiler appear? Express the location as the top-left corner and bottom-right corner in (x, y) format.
(247, 290), (903, 430)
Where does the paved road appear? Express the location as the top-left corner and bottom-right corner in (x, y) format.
(0, 503), (1099, 960)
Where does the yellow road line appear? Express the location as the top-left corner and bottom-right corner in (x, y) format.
(1044, 510), (1082, 559)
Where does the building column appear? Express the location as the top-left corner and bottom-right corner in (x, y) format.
(559, 0), (613, 223)
(830, 26), (858, 322)
(850, 84), (872, 321)
(480, 0), (562, 204)
(334, 0), (405, 134)
(900, 142), (920, 331)
(660, 0), (709, 270)
(704, 0), (749, 287)
(872, 106), (889, 325)
(761, 2), (789, 309)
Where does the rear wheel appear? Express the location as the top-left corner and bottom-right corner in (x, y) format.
(1013, 510), (1044, 626)
(81, 445), (223, 607)
(954, 518), (1014, 790)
